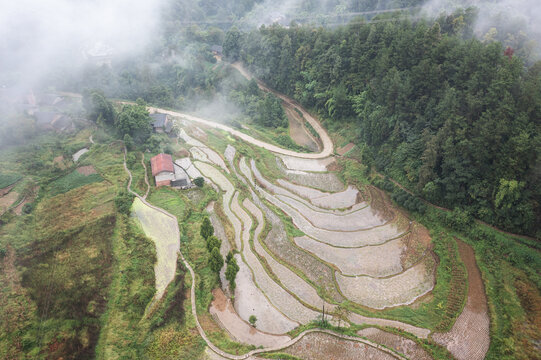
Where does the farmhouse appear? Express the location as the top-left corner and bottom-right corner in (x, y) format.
(211, 45), (223, 56)
(150, 153), (192, 188)
(150, 113), (173, 133)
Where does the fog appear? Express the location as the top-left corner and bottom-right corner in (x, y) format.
(423, 0), (541, 58)
(0, 0), (167, 90)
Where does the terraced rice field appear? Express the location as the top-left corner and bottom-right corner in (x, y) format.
(131, 197), (179, 301)
(230, 192), (298, 334)
(277, 179), (360, 209)
(281, 332), (399, 360)
(335, 255), (436, 309)
(357, 327), (432, 359)
(209, 289), (291, 347)
(276, 157), (344, 192)
(294, 236), (404, 277)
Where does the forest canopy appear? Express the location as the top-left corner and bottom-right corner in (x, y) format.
(227, 15), (541, 236)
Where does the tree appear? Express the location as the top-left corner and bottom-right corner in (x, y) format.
(209, 247), (224, 273)
(224, 26), (241, 61)
(200, 217), (214, 240)
(123, 134), (134, 151)
(206, 235), (221, 253)
(225, 256), (239, 289)
(249, 315), (257, 327)
(115, 104), (152, 144)
(82, 89), (115, 125)
(194, 177), (204, 187)
(114, 190), (134, 215)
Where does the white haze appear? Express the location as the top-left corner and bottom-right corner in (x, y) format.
(0, 0), (167, 89)
(422, 0), (541, 57)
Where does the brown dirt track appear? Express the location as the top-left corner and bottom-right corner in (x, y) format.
(432, 239), (490, 360)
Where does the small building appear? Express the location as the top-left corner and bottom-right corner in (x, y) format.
(150, 113), (173, 134)
(151, 153), (192, 188)
(211, 45), (223, 56)
(151, 153), (175, 187)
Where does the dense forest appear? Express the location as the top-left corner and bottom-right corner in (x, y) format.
(224, 12), (541, 236)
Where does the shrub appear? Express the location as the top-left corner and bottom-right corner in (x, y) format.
(209, 247), (224, 273)
(249, 315), (257, 327)
(114, 190), (134, 215)
(206, 235), (221, 253)
(194, 177), (204, 188)
(200, 217), (214, 239)
(225, 256), (239, 289)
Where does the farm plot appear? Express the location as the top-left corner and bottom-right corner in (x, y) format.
(195, 161), (241, 249)
(230, 192), (298, 333)
(335, 255), (435, 309)
(280, 332), (397, 360)
(252, 159), (366, 215)
(209, 289), (291, 348)
(357, 327), (432, 360)
(277, 179), (360, 209)
(239, 158), (254, 186)
(131, 197), (178, 301)
(276, 157), (344, 192)
(244, 184), (343, 302)
(0, 191), (18, 215)
(244, 197), (331, 322)
(294, 236), (404, 277)
(432, 240), (490, 360)
(275, 194), (386, 231)
(285, 107), (319, 152)
(207, 202), (231, 290)
(263, 189), (408, 247)
(279, 155), (334, 172)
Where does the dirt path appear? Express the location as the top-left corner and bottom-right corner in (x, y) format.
(432, 239), (490, 360)
(230, 62), (333, 157)
(140, 152), (150, 199)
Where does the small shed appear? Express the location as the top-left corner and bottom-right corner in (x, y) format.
(150, 113), (173, 133)
(211, 45), (223, 56)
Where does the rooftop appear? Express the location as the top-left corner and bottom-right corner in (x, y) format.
(150, 153), (174, 176)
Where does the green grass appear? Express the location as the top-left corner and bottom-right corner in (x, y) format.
(48, 169), (103, 196)
(0, 173), (22, 188)
(95, 215), (157, 359)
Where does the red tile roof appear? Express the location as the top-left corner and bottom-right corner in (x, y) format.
(150, 153), (174, 176)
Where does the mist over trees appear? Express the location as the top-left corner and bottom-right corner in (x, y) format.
(228, 13), (541, 236)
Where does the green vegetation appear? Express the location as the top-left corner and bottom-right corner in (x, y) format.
(225, 253), (239, 290)
(48, 169), (103, 196)
(114, 190), (134, 215)
(248, 314), (257, 327)
(209, 247), (224, 273)
(0, 173), (22, 188)
(194, 176), (204, 187)
(200, 216), (214, 240)
(233, 14), (541, 237)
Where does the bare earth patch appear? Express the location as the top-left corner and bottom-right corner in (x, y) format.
(76, 165), (97, 176)
(209, 288), (291, 348)
(336, 255), (436, 309)
(357, 327), (432, 360)
(432, 240), (490, 360)
(285, 107), (319, 152)
(337, 142), (355, 155)
(281, 332), (397, 360)
(0, 191), (19, 215)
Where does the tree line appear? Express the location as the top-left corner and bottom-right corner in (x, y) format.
(225, 13), (541, 236)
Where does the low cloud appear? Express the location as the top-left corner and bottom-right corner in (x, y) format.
(0, 0), (167, 89)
